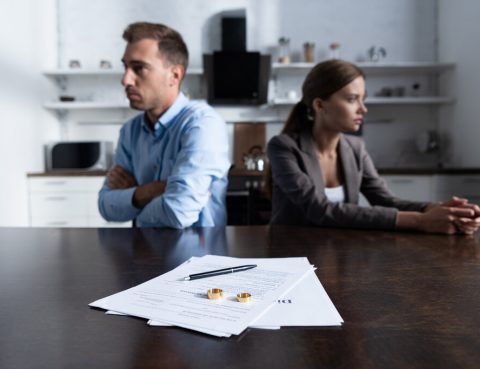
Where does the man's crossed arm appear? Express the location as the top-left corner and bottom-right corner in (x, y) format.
(107, 165), (166, 209)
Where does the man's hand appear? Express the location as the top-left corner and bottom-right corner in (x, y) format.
(133, 181), (167, 209)
(107, 165), (137, 189)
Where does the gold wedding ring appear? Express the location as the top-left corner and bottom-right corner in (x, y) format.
(236, 292), (252, 303)
(207, 288), (223, 300)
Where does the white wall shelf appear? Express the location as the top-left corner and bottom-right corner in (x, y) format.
(271, 96), (454, 106)
(272, 62), (455, 74)
(42, 62), (456, 116)
(366, 96), (454, 105)
(44, 63), (454, 78)
(43, 67), (204, 77)
(44, 96), (454, 112)
(271, 61), (455, 109)
(44, 101), (130, 109)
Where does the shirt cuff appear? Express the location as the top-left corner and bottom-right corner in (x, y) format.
(103, 187), (140, 221)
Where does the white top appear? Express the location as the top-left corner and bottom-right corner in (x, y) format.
(324, 185), (345, 203)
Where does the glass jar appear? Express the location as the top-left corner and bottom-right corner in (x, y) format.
(303, 42), (315, 63)
(278, 37), (291, 64)
(329, 42), (340, 59)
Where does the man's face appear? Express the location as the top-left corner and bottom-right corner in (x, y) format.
(121, 38), (180, 119)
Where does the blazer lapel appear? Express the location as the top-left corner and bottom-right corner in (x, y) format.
(299, 129), (325, 195)
(338, 135), (359, 204)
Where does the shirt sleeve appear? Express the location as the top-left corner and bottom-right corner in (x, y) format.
(136, 111), (230, 228)
(98, 125), (141, 222)
(267, 135), (398, 230)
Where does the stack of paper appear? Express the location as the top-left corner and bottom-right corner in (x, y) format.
(89, 255), (343, 337)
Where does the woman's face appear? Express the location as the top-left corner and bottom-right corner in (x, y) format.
(313, 76), (367, 133)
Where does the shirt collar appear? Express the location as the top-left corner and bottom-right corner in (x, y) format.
(141, 92), (189, 134)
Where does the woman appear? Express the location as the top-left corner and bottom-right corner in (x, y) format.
(267, 59), (480, 234)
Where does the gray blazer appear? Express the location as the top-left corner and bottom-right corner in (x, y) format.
(267, 129), (428, 230)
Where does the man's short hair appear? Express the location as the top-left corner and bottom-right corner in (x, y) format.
(123, 22), (189, 71)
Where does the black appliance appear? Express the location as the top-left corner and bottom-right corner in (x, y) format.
(221, 17), (246, 51)
(226, 173), (271, 225)
(45, 141), (113, 171)
(203, 52), (271, 105)
(203, 13), (271, 106)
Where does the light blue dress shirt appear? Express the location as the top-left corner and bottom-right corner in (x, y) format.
(98, 93), (230, 228)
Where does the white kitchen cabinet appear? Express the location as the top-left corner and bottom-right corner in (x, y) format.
(356, 174), (433, 206)
(27, 176), (131, 228)
(382, 175), (433, 202)
(378, 174), (480, 204)
(434, 175), (480, 203)
(356, 173), (480, 206)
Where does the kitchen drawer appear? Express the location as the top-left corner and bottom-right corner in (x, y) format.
(88, 215), (132, 228)
(435, 175), (480, 197)
(30, 216), (89, 227)
(88, 196), (132, 227)
(87, 195), (102, 216)
(28, 176), (105, 193)
(382, 175), (432, 202)
(29, 193), (89, 217)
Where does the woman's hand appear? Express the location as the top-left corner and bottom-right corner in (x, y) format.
(418, 206), (477, 234)
(397, 204), (480, 235)
(425, 196), (480, 215)
(422, 196), (480, 234)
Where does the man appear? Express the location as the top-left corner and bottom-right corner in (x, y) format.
(98, 22), (230, 228)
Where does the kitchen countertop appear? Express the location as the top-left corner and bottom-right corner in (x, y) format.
(377, 167), (480, 175)
(27, 167), (480, 177)
(27, 170), (108, 177)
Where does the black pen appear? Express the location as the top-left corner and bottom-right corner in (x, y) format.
(184, 264), (257, 281)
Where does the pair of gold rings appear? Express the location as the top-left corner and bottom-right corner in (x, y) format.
(207, 288), (252, 303)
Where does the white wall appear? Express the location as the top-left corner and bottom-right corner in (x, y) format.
(0, 0), (59, 226)
(57, 0), (436, 68)
(438, 0), (480, 167)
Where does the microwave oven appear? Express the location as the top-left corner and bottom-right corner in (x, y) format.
(45, 141), (114, 171)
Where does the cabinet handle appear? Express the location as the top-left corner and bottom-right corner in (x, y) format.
(227, 190), (249, 196)
(45, 196), (67, 201)
(44, 181), (67, 186)
(45, 221), (69, 226)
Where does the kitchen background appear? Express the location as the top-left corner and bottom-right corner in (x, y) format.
(0, 0), (479, 226)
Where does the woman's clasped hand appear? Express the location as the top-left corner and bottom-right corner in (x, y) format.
(418, 197), (480, 235)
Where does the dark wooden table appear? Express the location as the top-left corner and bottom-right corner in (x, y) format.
(1, 226), (479, 369)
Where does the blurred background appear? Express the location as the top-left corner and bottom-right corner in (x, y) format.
(1, 0), (479, 226)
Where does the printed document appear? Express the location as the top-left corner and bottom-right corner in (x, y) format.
(147, 268), (343, 329)
(90, 255), (313, 336)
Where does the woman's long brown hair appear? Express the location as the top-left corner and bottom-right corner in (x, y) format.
(264, 60), (365, 199)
